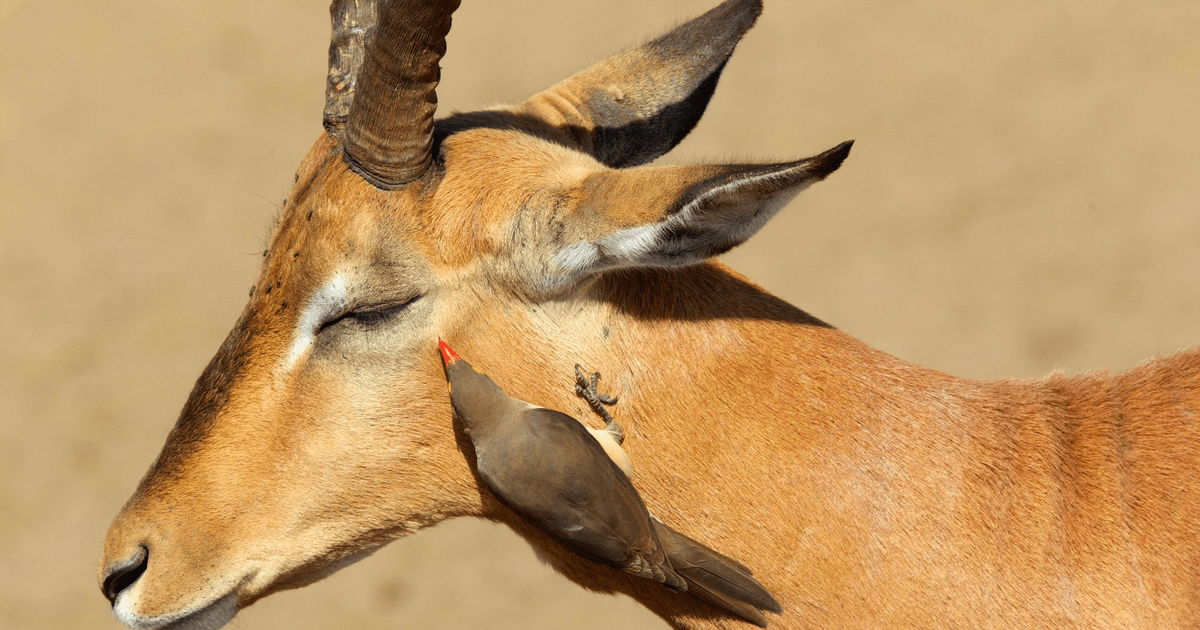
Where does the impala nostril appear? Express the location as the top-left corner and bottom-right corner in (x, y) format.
(102, 544), (148, 605)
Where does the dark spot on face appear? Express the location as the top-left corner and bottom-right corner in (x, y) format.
(281, 300), (288, 308)
(306, 210), (313, 221)
(293, 251), (300, 258)
(281, 198), (288, 207)
(262, 250), (269, 258)
(275, 280), (281, 289)
(294, 172), (300, 183)
(265, 284), (273, 295)
(248, 285), (256, 297)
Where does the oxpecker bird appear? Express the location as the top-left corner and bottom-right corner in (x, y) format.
(438, 339), (782, 627)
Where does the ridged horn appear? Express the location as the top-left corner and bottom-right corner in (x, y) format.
(343, 0), (461, 189)
(324, 0), (379, 135)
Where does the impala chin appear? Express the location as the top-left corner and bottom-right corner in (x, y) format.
(113, 591), (237, 630)
(107, 545), (386, 630)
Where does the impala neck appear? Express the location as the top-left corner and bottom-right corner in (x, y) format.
(587, 261), (924, 434)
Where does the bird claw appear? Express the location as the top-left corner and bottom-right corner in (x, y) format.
(575, 365), (617, 402)
(574, 364), (624, 444)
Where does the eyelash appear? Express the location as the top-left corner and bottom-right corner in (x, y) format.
(318, 298), (418, 333)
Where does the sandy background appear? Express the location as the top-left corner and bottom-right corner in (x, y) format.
(3, 0), (1200, 628)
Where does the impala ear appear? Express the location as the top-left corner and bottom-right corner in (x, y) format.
(549, 141), (852, 282)
(521, 0), (762, 168)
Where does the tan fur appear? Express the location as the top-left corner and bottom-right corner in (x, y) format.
(100, 124), (1200, 629)
(99, 3), (1200, 629)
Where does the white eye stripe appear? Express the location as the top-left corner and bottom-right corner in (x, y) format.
(284, 274), (348, 370)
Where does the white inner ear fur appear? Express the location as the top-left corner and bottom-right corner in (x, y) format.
(552, 168), (812, 280)
(285, 274), (348, 369)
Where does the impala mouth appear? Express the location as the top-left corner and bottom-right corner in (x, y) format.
(112, 591), (238, 630)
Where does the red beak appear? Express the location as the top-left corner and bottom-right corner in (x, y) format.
(438, 338), (461, 367)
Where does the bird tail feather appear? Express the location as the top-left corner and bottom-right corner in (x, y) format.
(652, 519), (782, 627)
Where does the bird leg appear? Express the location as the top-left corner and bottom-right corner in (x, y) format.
(574, 364), (624, 445)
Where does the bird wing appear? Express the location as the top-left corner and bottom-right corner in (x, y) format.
(475, 407), (683, 588)
(652, 518), (782, 625)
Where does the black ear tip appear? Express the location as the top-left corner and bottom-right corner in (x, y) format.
(658, 0), (765, 52)
(729, 0), (765, 23)
(809, 139), (854, 179)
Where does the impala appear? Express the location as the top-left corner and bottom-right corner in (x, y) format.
(99, 0), (1200, 628)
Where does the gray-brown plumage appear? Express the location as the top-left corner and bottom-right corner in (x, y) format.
(652, 519), (780, 627)
(438, 340), (782, 626)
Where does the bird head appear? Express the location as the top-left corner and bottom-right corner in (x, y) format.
(437, 339), (522, 437)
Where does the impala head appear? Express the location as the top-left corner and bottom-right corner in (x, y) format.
(99, 0), (849, 627)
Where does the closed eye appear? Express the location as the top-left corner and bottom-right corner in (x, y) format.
(318, 297), (419, 333)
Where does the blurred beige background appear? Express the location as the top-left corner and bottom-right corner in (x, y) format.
(3, 0), (1200, 628)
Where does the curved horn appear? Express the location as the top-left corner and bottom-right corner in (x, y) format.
(343, 0), (461, 189)
(324, 0), (379, 135)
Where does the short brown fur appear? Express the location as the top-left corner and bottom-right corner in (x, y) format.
(100, 1), (1200, 629)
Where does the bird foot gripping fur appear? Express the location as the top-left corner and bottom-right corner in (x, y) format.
(574, 364), (625, 445)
